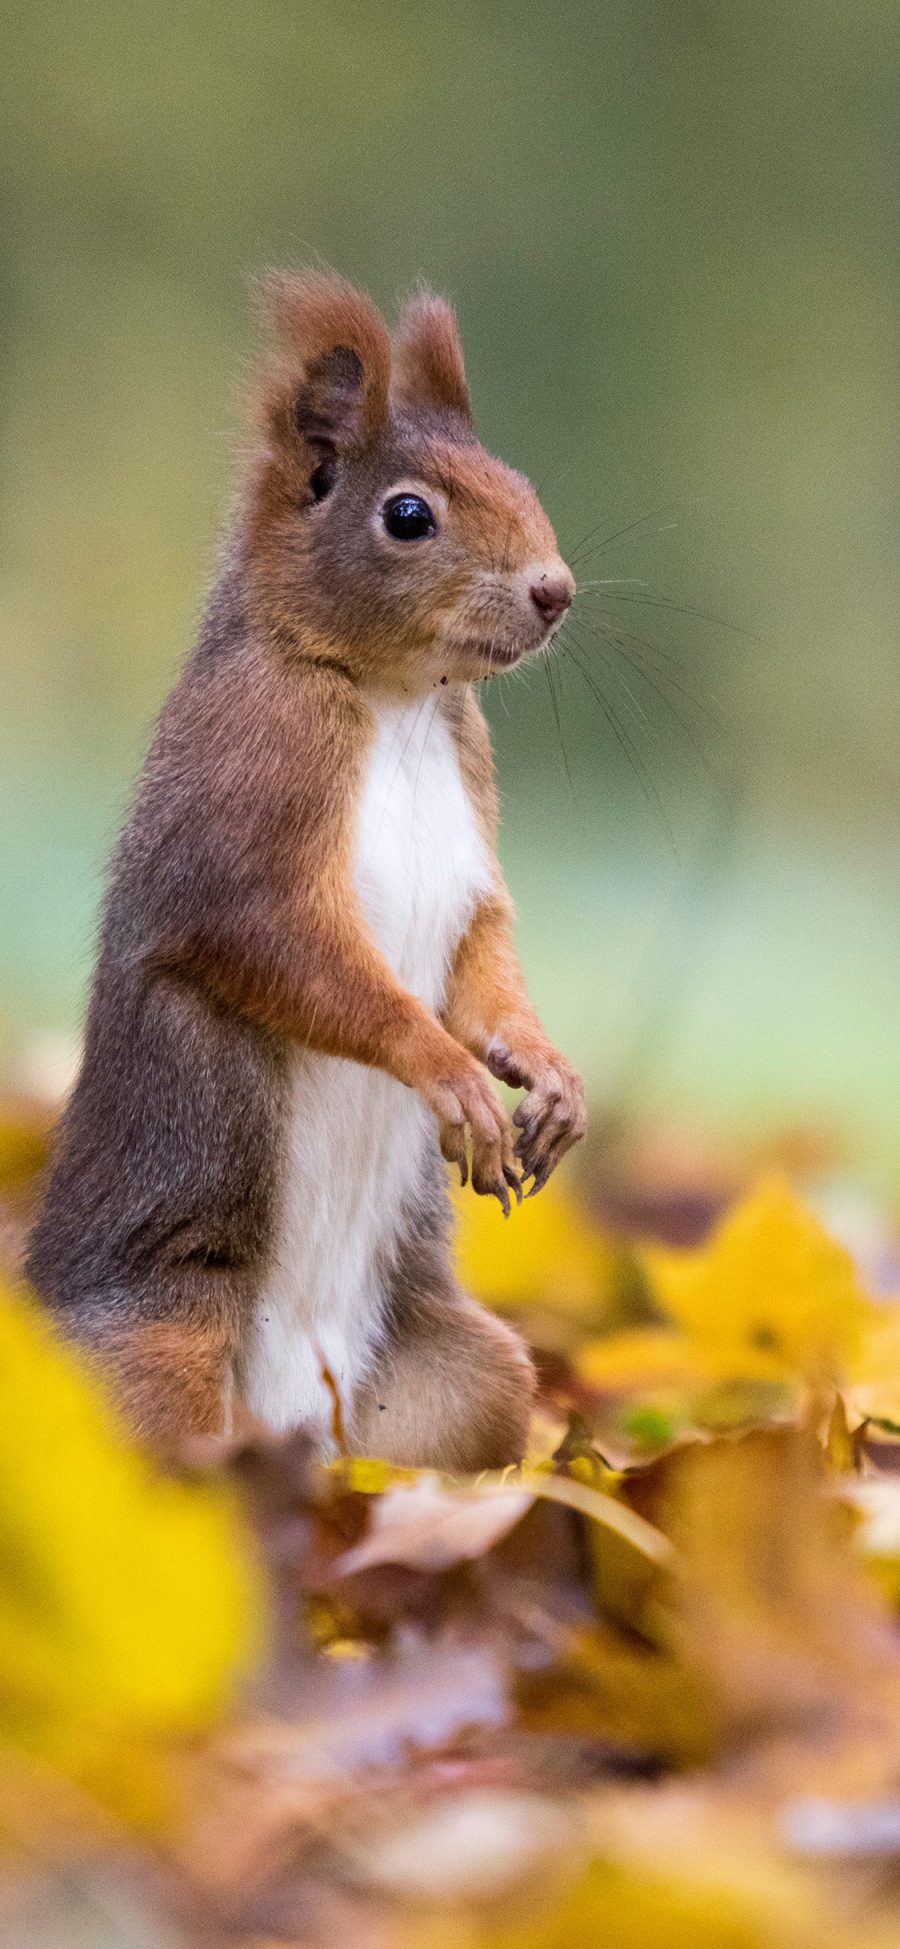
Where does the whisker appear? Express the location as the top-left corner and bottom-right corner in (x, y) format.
(534, 454), (573, 502)
(543, 651), (578, 808)
(566, 624), (655, 741)
(560, 630), (677, 853)
(577, 587), (756, 640)
(605, 656), (654, 734)
(568, 504), (684, 569)
(485, 633), (513, 713)
(410, 693), (443, 815)
(573, 607), (722, 726)
(455, 681), (466, 767)
(567, 492), (712, 571)
(600, 635), (717, 775)
(575, 577), (649, 590)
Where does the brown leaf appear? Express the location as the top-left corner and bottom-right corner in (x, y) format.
(656, 1428), (900, 1747)
(335, 1477), (534, 1576)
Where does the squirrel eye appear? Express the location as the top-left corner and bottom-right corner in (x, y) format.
(382, 492), (437, 541)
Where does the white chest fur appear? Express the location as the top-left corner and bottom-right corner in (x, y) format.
(240, 691), (493, 1438)
(354, 693), (492, 1006)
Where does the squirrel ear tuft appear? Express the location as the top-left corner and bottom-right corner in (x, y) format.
(255, 271), (391, 471)
(391, 290), (472, 423)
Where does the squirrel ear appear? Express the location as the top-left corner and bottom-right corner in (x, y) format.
(391, 290), (472, 423)
(256, 271), (391, 474)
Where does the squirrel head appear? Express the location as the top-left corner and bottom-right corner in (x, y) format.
(243, 271), (574, 687)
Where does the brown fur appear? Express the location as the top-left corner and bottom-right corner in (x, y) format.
(351, 1286), (535, 1472)
(26, 272), (584, 1462)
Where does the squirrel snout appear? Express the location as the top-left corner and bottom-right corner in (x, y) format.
(528, 566), (574, 629)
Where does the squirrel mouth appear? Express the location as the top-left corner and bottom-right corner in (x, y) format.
(472, 640), (526, 670)
(442, 630), (537, 673)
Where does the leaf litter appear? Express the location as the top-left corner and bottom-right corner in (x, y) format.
(2, 1096), (900, 1943)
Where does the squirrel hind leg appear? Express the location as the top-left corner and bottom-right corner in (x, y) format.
(62, 1303), (241, 1453)
(349, 1261), (535, 1474)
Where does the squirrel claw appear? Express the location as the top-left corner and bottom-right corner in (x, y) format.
(525, 1169), (548, 1198)
(503, 1162), (524, 1206)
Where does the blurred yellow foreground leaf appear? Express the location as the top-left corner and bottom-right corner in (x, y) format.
(405, 1854), (835, 1949)
(0, 1281), (261, 1821)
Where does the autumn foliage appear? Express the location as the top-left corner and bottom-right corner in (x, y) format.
(2, 1104), (900, 1946)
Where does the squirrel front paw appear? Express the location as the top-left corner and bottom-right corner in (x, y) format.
(488, 1041), (587, 1197)
(426, 1062), (523, 1217)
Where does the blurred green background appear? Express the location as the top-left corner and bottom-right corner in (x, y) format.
(1, 0), (898, 1186)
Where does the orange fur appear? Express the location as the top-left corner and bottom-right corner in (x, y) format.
(80, 1318), (236, 1445)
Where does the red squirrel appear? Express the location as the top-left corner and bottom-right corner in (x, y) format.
(26, 273), (586, 1468)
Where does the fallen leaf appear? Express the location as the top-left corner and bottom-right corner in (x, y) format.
(217, 1638), (509, 1784)
(336, 1476), (534, 1576)
(454, 1174), (623, 1325)
(0, 1281), (262, 1823)
(642, 1178), (875, 1386)
(357, 1789), (576, 1902)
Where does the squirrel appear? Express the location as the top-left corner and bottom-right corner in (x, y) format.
(26, 272), (586, 1470)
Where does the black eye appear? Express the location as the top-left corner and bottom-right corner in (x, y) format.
(382, 493), (437, 541)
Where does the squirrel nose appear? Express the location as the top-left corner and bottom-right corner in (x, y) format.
(529, 567), (574, 629)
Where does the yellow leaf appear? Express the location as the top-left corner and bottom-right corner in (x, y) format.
(0, 1282), (261, 1820)
(491, 1858), (804, 1949)
(579, 1328), (790, 1395)
(642, 1178), (874, 1384)
(847, 1309), (900, 1430)
(454, 1175), (618, 1319)
(577, 1328), (798, 1459)
(403, 1855), (831, 1949)
(339, 1456), (422, 1494)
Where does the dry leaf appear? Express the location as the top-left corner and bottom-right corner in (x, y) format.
(643, 1178), (874, 1385)
(0, 1280), (261, 1823)
(335, 1477), (534, 1576)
